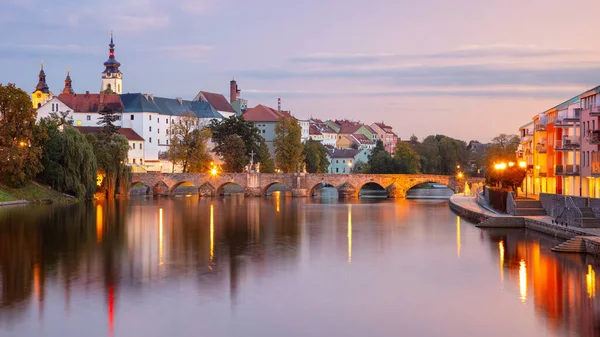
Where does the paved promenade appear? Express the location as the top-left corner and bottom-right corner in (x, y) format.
(450, 195), (600, 237)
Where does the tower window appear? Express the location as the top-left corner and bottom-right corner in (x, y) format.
(158, 129), (160, 134)
(166, 119), (169, 124)
(131, 115), (134, 120)
(140, 143), (142, 149)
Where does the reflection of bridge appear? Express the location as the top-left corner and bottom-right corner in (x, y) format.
(131, 173), (484, 198)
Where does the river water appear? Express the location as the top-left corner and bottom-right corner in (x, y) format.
(1, 197), (599, 337)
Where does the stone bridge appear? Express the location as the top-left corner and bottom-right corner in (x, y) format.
(130, 173), (484, 198)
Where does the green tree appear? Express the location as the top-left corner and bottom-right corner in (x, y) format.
(88, 133), (129, 199)
(97, 106), (119, 136)
(208, 116), (264, 171)
(274, 116), (304, 172)
(0, 83), (45, 187)
(394, 141), (420, 174)
(366, 140), (394, 173)
(303, 140), (330, 173)
(221, 135), (248, 172)
(483, 134), (520, 169)
(257, 139), (275, 173)
(38, 118), (97, 199)
(418, 135), (441, 174)
(169, 113), (212, 173)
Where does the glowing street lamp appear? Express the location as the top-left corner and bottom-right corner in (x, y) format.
(519, 161), (526, 168)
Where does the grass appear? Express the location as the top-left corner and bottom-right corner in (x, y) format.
(0, 181), (76, 203)
(0, 189), (16, 202)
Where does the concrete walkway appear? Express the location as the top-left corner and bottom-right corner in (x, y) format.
(0, 200), (29, 207)
(450, 194), (600, 237)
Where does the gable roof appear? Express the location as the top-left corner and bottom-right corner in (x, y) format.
(309, 124), (322, 135)
(338, 124), (362, 134)
(73, 126), (144, 141)
(58, 93), (123, 113)
(328, 148), (360, 159)
(194, 91), (235, 113)
(351, 133), (374, 144)
(120, 93), (223, 118)
(243, 104), (292, 122)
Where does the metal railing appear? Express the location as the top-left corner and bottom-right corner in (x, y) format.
(593, 152), (600, 174)
(555, 164), (579, 175)
(552, 196), (582, 227)
(506, 191), (517, 216)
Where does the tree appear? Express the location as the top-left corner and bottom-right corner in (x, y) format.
(274, 116), (304, 172)
(303, 140), (330, 173)
(88, 133), (129, 199)
(38, 118), (97, 199)
(221, 135), (248, 173)
(208, 116), (264, 171)
(257, 139), (275, 173)
(97, 106), (119, 136)
(169, 113), (212, 173)
(483, 134), (520, 169)
(366, 140), (394, 173)
(394, 141), (420, 174)
(0, 83), (45, 187)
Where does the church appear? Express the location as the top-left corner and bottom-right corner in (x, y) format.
(34, 34), (246, 172)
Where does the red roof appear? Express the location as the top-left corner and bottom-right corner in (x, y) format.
(351, 133), (374, 144)
(338, 124), (362, 134)
(74, 126), (144, 141)
(374, 122), (394, 133)
(58, 93), (123, 113)
(197, 91), (235, 113)
(243, 104), (292, 122)
(309, 124), (322, 135)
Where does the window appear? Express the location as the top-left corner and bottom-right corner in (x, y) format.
(133, 159), (136, 164)
(158, 129), (160, 134)
(131, 115), (134, 120)
(158, 139), (160, 145)
(166, 129), (168, 135)
(77, 120), (82, 126)
(86, 115), (91, 121)
(132, 143), (136, 149)
(115, 115), (121, 120)
(140, 143), (142, 149)
(149, 126), (152, 132)
(336, 168), (339, 173)
(166, 140), (169, 145)
(343, 160), (346, 163)
(157, 118), (160, 123)
(149, 137), (152, 143)
(262, 130), (265, 134)
(149, 115), (152, 121)
(343, 168), (346, 173)
(336, 160), (339, 164)
(594, 120), (596, 131)
(167, 119), (169, 124)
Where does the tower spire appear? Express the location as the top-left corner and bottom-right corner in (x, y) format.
(62, 67), (74, 94)
(102, 32), (122, 94)
(35, 62), (50, 94)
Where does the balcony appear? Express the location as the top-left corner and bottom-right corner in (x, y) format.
(554, 109), (581, 127)
(593, 152), (600, 175)
(555, 164), (580, 176)
(536, 143), (547, 153)
(589, 130), (600, 145)
(590, 106), (600, 117)
(554, 136), (580, 151)
(535, 124), (547, 132)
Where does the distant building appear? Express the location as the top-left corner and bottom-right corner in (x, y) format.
(193, 90), (236, 118)
(242, 104), (293, 153)
(74, 126), (144, 166)
(31, 63), (53, 108)
(370, 122), (398, 154)
(327, 148), (370, 174)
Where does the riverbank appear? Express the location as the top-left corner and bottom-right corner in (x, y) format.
(449, 194), (600, 256)
(0, 182), (76, 205)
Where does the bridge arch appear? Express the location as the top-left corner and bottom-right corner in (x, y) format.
(171, 181), (198, 196)
(262, 181), (291, 196)
(198, 182), (216, 197)
(309, 182), (339, 198)
(217, 182), (245, 196)
(130, 182), (152, 196)
(357, 182), (388, 198)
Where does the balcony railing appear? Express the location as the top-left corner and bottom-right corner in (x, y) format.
(536, 143), (547, 153)
(535, 124), (547, 132)
(555, 136), (580, 150)
(593, 152), (600, 175)
(554, 110), (581, 127)
(589, 130), (600, 145)
(590, 106), (600, 117)
(555, 164), (579, 175)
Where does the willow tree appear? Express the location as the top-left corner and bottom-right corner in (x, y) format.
(88, 133), (129, 199)
(0, 83), (45, 187)
(273, 116), (303, 173)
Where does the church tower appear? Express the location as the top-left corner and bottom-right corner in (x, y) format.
(32, 62), (53, 108)
(62, 68), (74, 94)
(101, 33), (122, 94)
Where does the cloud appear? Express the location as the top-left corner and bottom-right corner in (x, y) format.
(144, 44), (214, 61)
(242, 63), (600, 88)
(290, 45), (595, 64)
(111, 15), (170, 34)
(0, 43), (101, 58)
(180, 0), (218, 14)
(243, 85), (585, 99)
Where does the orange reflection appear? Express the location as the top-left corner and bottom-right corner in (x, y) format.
(519, 259), (527, 303)
(348, 204), (352, 264)
(96, 204), (103, 243)
(275, 191), (280, 212)
(159, 208), (164, 266)
(587, 264), (596, 299)
(498, 240), (504, 284)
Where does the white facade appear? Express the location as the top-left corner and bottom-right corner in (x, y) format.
(101, 73), (122, 94)
(299, 120), (310, 143)
(327, 148), (370, 174)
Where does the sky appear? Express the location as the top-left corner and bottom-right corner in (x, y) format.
(3, 0), (600, 143)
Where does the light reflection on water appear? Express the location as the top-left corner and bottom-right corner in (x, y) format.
(0, 198), (600, 337)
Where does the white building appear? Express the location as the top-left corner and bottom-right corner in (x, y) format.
(242, 104), (295, 153)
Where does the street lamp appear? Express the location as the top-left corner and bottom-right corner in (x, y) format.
(348, 161), (353, 173)
(494, 162), (507, 188)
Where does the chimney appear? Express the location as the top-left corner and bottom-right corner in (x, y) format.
(85, 90), (90, 95)
(230, 79), (240, 103)
(278, 98), (281, 112)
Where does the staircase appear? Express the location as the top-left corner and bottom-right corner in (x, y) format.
(513, 200), (547, 216)
(551, 236), (587, 253)
(579, 207), (600, 228)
